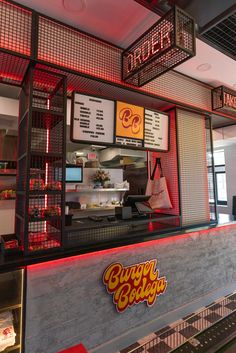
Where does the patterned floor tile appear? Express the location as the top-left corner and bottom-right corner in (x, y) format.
(120, 342), (140, 353)
(179, 325), (199, 339)
(204, 312), (222, 324)
(163, 332), (187, 349)
(208, 303), (222, 311)
(147, 341), (171, 353)
(225, 301), (236, 311)
(159, 328), (176, 339)
(186, 314), (201, 324)
(138, 333), (159, 346)
(154, 326), (172, 337)
(214, 306), (233, 318)
(191, 317), (211, 331)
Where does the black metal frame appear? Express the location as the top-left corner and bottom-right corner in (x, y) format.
(15, 65), (67, 255)
(122, 5), (196, 87)
(212, 86), (236, 117)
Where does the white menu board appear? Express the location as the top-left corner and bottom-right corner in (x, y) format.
(144, 109), (169, 151)
(72, 93), (115, 144)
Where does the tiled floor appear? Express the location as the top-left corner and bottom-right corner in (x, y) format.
(118, 292), (236, 353)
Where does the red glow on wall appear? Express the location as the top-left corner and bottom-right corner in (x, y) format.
(0, 0), (31, 13)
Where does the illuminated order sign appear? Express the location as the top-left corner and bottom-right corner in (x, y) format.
(127, 30), (171, 75)
(103, 259), (167, 313)
(122, 6), (196, 87)
(212, 86), (236, 116)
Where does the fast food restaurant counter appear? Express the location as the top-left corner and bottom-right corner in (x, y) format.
(65, 212), (181, 248)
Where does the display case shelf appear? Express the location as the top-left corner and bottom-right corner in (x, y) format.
(31, 107), (64, 116)
(0, 304), (22, 314)
(29, 216), (61, 222)
(5, 345), (21, 353)
(30, 151), (63, 158)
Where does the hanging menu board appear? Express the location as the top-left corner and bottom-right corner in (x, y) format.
(71, 92), (169, 151)
(115, 101), (144, 147)
(144, 109), (169, 151)
(71, 93), (115, 144)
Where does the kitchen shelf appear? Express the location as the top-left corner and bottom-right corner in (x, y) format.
(66, 188), (129, 193)
(29, 216), (61, 222)
(30, 151), (62, 158)
(32, 107), (64, 116)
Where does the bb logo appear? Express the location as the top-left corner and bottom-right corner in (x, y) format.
(119, 108), (142, 135)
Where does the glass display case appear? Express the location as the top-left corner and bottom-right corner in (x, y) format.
(0, 269), (23, 353)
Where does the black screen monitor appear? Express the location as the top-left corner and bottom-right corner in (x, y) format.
(65, 165), (83, 183)
(123, 195), (150, 208)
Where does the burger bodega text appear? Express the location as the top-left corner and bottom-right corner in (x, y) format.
(103, 259), (167, 313)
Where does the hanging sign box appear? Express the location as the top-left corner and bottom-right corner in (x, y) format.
(122, 5), (196, 87)
(71, 92), (170, 152)
(212, 86), (236, 117)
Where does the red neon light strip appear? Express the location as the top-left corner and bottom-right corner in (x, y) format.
(28, 223), (236, 271)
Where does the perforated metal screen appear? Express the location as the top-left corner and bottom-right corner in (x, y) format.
(0, 0), (219, 116)
(177, 109), (210, 226)
(0, 0), (32, 56)
(38, 16), (121, 83)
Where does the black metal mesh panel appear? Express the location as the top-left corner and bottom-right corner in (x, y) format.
(212, 86), (223, 110)
(28, 194), (61, 221)
(16, 157), (27, 191)
(66, 217), (180, 248)
(126, 48), (190, 86)
(15, 194), (25, 219)
(0, 51), (30, 85)
(176, 7), (195, 53)
(18, 115), (29, 157)
(32, 69), (65, 113)
(29, 155), (62, 188)
(38, 16), (121, 83)
(15, 67), (66, 255)
(201, 11), (236, 59)
(31, 112), (64, 154)
(0, 0), (32, 56)
(28, 220), (61, 252)
(122, 6), (195, 86)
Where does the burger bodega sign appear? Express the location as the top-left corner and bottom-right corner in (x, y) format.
(103, 259), (167, 313)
